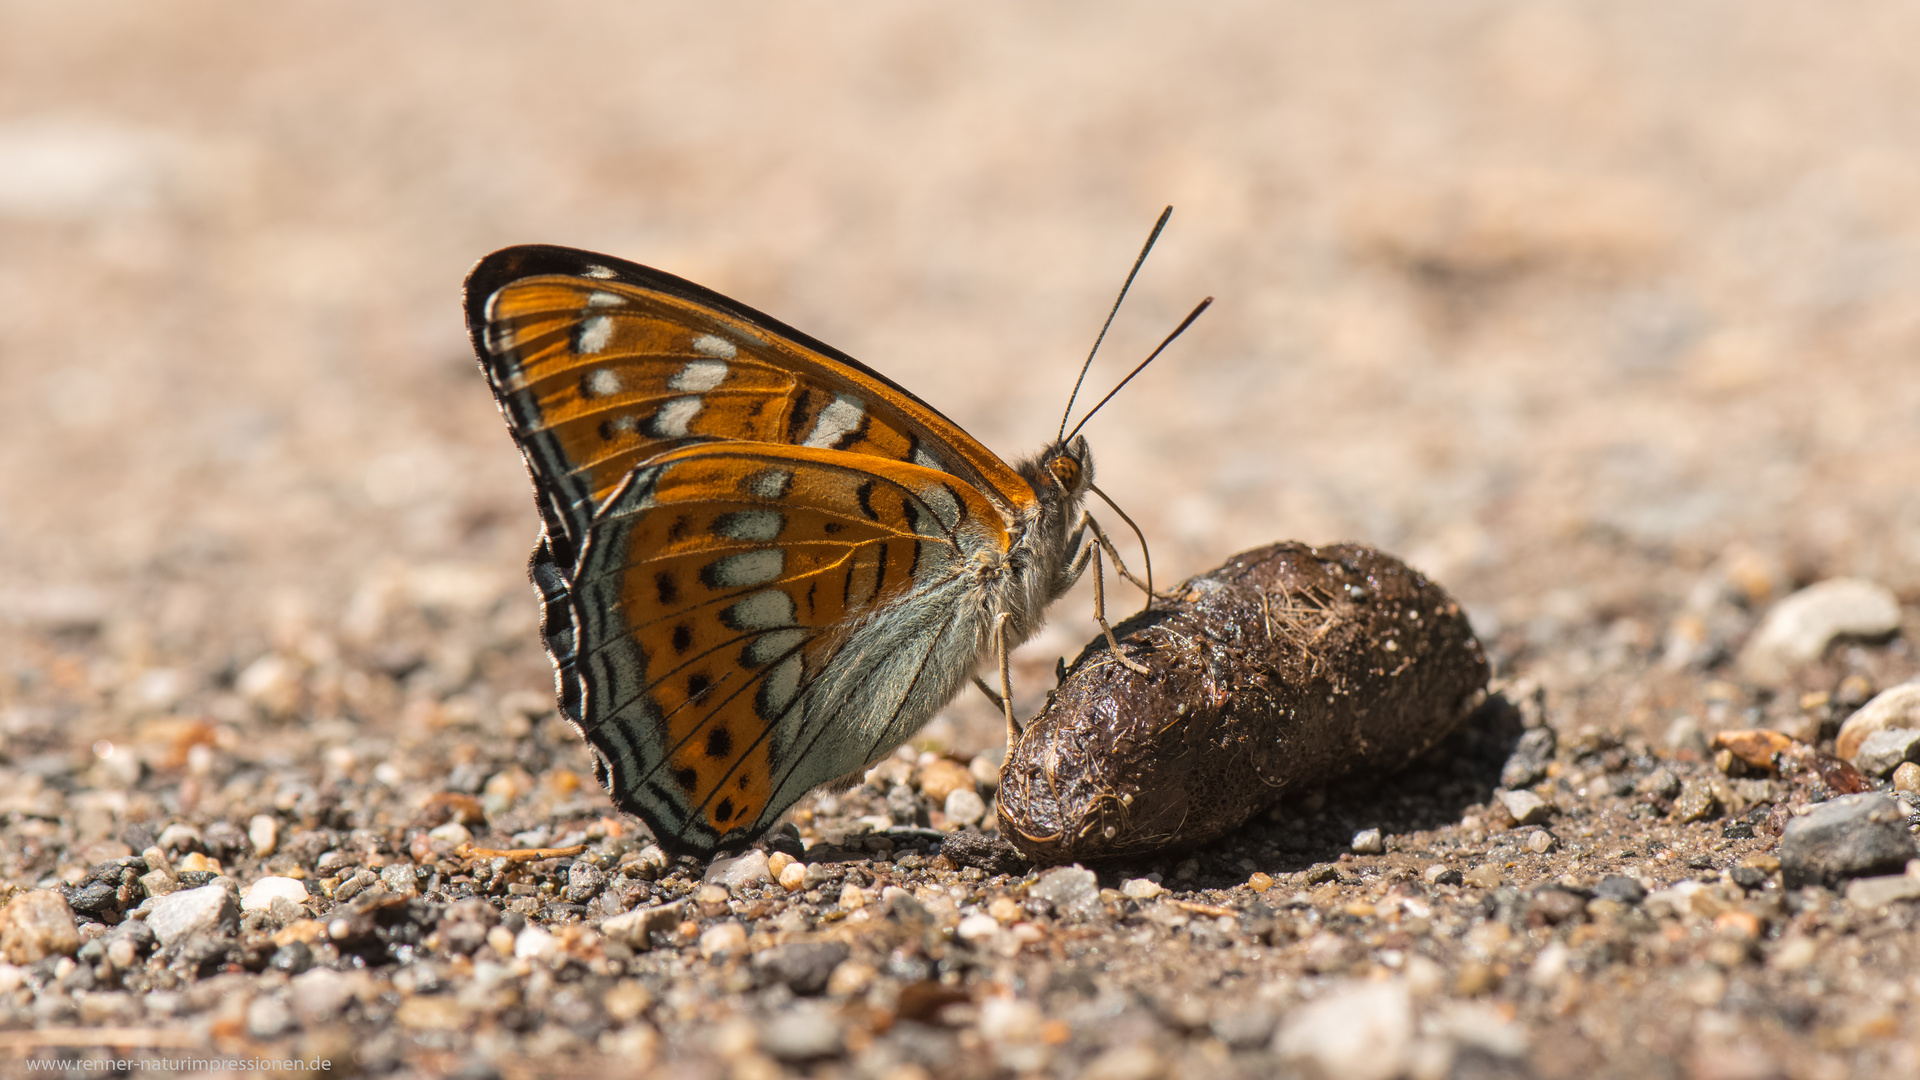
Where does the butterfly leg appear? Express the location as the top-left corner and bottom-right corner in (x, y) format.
(992, 612), (1023, 745)
(969, 675), (1006, 716)
(1078, 512), (1158, 600)
(1085, 538), (1152, 675)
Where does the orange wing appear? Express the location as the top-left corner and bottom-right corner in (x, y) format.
(465, 245), (1035, 562)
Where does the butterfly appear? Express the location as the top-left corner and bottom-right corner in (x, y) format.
(464, 222), (1201, 858)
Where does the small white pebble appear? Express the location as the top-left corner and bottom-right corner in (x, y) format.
(1121, 878), (1163, 900)
(968, 753), (1001, 792)
(514, 925), (558, 960)
(485, 926), (515, 955)
(241, 876), (310, 913)
(248, 815), (278, 858)
(956, 913), (1001, 942)
(698, 921), (747, 958)
(106, 940), (135, 970)
(826, 960), (875, 996)
(777, 861), (807, 893)
(1351, 828), (1385, 855)
(838, 884), (868, 910)
(427, 822), (472, 847)
(767, 851), (796, 879)
(944, 787), (987, 826)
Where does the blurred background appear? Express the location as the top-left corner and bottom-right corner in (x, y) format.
(3, 1), (1919, 755)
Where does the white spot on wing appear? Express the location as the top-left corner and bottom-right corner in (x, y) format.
(587, 291), (623, 307)
(730, 592), (798, 632)
(750, 469), (792, 499)
(582, 264), (617, 280)
(709, 549), (783, 588)
(577, 314), (614, 354)
(744, 627), (808, 666)
(719, 510), (783, 542)
(692, 334), (737, 359)
(668, 358), (729, 392)
(918, 483), (961, 531)
(652, 395), (702, 437)
(912, 446), (944, 472)
(584, 368), (621, 397)
(759, 655), (804, 716)
(803, 394), (865, 448)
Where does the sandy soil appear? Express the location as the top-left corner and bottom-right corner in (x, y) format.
(3, 3), (1920, 1078)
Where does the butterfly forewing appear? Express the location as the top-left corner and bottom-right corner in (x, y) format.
(465, 246), (1044, 856)
(467, 246), (1033, 553)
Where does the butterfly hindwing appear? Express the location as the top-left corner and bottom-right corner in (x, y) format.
(560, 443), (1009, 853)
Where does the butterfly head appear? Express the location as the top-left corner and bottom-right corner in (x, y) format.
(1030, 435), (1095, 503)
(1014, 434), (1094, 568)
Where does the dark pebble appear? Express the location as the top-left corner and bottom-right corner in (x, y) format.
(173, 937), (233, 978)
(753, 941), (850, 995)
(939, 833), (1026, 876)
(202, 821), (248, 862)
(270, 942), (314, 975)
(1780, 794), (1918, 889)
(1722, 820), (1756, 839)
(63, 881), (121, 919)
(1527, 888), (1586, 925)
(1730, 867), (1768, 891)
(1501, 727), (1558, 789)
(1593, 875), (1647, 904)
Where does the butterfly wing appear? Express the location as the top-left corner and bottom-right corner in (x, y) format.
(560, 441), (1011, 854)
(465, 245), (1033, 565)
(465, 246), (1040, 855)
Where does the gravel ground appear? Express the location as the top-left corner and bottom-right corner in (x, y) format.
(5, 4), (1920, 1078)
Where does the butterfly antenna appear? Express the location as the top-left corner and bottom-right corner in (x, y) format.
(1058, 205), (1175, 442)
(1089, 483), (1159, 608)
(1064, 295), (1213, 444)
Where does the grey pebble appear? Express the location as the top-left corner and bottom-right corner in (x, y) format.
(1844, 873), (1920, 911)
(155, 824), (203, 854)
(565, 861), (606, 903)
(1636, 768), (1682, 802)
(1739, 578), (1901, 684)
(1780, 794), (1918, 889)
(598, 900), (685, 949)
(144, 885), (237, 949)
(1593, 875), (1646, 904)
(331, 869), (378, 904)
(1495, 789), (1553, 826)
(1672, 782), (1719, 823)
(1500, 727), (1557, 789)
(753, 941), (850, 996)
(381, 863), (420, 897)
(1853, 728), (1920, 778)
(704, 850), (771, 891)
(1029, 865), (1100, 920)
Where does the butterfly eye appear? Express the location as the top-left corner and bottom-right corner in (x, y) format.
(1046, 455), (1082, 491)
